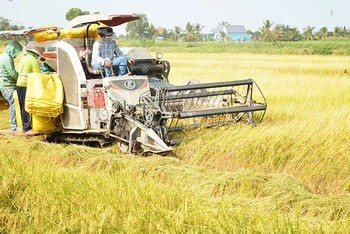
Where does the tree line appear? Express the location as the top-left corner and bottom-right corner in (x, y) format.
(250, 19), (349, 42)
(1, 8), (349, 43)
(0, 16), (25, 31)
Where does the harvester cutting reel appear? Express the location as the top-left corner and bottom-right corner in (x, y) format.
(152, 78), (267, 142)
(109, 78), (266, 153)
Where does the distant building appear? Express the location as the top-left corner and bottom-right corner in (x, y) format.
(209, 25), (252, 42)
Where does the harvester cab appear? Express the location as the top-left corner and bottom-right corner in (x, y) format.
(0, 14), (267, 154)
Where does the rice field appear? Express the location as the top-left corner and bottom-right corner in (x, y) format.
(0, 52), (349, 233)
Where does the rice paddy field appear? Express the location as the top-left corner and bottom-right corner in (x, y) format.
(0, 49), (349, 233)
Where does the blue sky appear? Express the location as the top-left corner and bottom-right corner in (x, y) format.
(1, 0), (348, 35)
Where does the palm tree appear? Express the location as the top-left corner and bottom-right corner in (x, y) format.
(272, 23), (283, 41)
(303, 26), (316, 40)
(184, 22), (195, 42)
(281, 24), (295, 41)
(260, 20), (274, 42)
(194, 23), (204, 41)
(218, 21), (229, 26)
(218, 31), (231, 42)
(247, 30), (258, 41)
(160, 28), (172, 40)
(343, 26), (348, 36)
(333, 26), (341, 37)
(145, 23), (160, 40)
(251, 31), (261, 41)
(172, 26), (182, 41)
(290, 27), (301, 41)
(346, 26), (350, 37)
(318, 27), (329, 40)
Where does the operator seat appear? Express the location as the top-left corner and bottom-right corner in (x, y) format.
(84, 50), (131, 77)
(84, 51), (126, 77)
(84, 50), (102, 76)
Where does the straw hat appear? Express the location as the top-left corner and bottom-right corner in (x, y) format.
(27, 46), (46, 61)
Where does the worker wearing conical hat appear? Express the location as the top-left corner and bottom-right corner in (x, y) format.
(16, 46), (45, 136)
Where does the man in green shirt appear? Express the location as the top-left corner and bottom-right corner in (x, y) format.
(0, 40), (23, 131)
(16, 46), (45, 135)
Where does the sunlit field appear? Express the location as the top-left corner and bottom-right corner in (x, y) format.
(0, 51), (349, 233)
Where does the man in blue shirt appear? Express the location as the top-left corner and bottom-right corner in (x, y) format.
(91, 26), (134, 77)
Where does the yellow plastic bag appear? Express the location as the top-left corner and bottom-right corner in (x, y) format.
(60, 24), (101, 40)
(25, 73), (64, 117)
(32, 114), (56, 132)
(34, 24), (102, 42)
(33, 24), (59, 42)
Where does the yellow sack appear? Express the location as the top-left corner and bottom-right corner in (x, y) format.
(60, 24), (102, 40)
(25, 73), (64, 117)
(0, 92), (9, 110)
(33, 24), (59, 42)
(34, 24), (103, 42)
(32, 114), (56, 132)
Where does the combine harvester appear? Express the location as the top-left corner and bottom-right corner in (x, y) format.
(0, 14), (267, 154)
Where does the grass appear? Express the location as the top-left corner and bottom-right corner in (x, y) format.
(4, 37), (350, 55)
(116, 38), (350, 55)
(1, 49), (350, 233)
